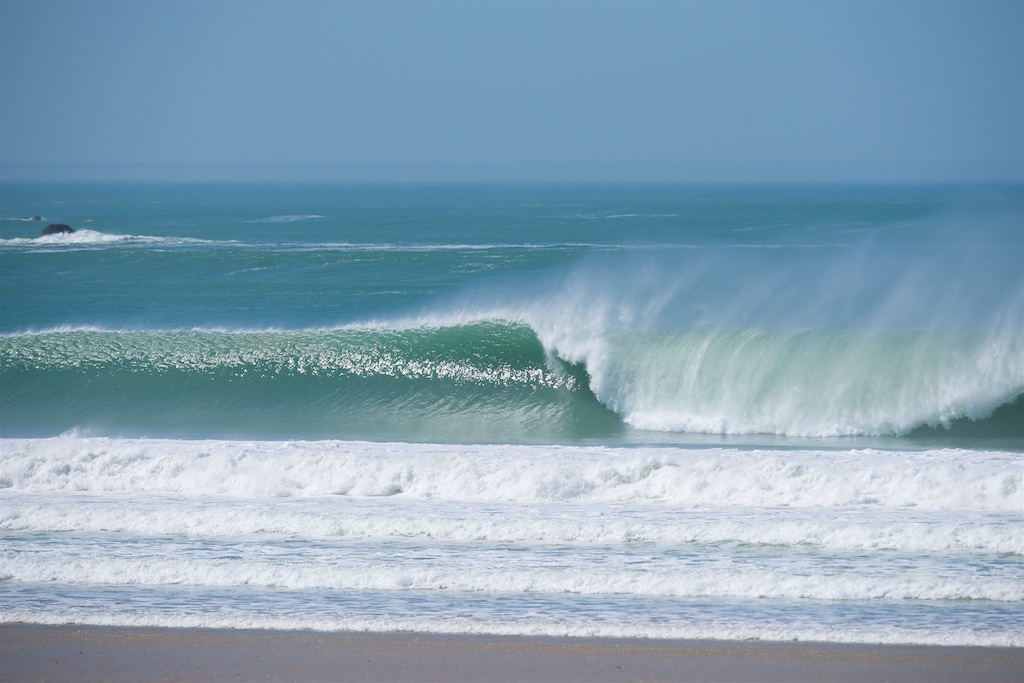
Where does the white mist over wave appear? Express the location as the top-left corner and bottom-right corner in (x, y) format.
(424, 203), (1024, 437)
(582, 328), (1020, 436)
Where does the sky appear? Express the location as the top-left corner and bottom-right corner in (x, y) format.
(1, 1), (1021, 183)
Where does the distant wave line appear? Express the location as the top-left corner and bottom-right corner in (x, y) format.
(244, 214), (326, 223)
(0, 231), (854, 252)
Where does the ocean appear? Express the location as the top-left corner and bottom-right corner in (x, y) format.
(0, 182), (1021, 646)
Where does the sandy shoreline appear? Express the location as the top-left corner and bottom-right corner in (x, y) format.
(1, 624), (1021, 683)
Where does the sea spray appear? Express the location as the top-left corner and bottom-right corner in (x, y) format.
(507, 201), (1024, 437)
(584, 328), (1021, 435)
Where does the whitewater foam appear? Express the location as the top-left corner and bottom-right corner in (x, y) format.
(0, 230), (232, 249)
(2, 437), (1020, 511)
(3, 607), (1017, 647)
(3, 532), (1018, 600)
(3, 490), (1019, 553)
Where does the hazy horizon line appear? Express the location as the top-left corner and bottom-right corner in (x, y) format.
(4, 161), (1021, 185)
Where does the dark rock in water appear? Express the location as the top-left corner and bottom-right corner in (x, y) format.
(41, 224), (74, 236)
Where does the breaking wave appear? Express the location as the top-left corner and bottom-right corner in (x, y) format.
(1, 319), (1020, 444)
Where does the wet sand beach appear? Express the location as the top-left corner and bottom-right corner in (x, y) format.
(1, 624), (1021, 683)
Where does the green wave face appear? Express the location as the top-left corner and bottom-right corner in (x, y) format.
(0, 323), (620, 442)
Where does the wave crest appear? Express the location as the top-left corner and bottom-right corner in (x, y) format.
(0, 230), (227, 249)
(0, 321), (1021, 442)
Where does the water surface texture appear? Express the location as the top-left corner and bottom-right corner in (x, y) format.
(1, 183), (1021, 644)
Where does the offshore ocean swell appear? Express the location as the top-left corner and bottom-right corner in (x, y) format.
(1, 183), (1022, 645)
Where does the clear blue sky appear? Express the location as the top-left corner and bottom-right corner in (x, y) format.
(1, 1), (1021, 182)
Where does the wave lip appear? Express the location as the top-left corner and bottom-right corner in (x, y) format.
(536, 325), (1024, 439)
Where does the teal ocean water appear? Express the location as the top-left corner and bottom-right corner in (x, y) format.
(1, 182), (1021, 644)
